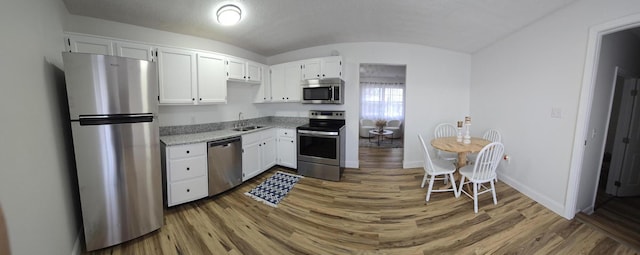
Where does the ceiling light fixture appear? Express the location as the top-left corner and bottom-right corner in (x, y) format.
(216, 4), (242, 26)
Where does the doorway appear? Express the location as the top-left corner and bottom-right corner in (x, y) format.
(358, 64), (406, 169)
(574, 28), (640, 250)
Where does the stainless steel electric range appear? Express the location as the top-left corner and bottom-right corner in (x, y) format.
(297, 110), (346, 181)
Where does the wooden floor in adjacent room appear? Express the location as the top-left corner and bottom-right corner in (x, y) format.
(359, 146), (403, 169)
(576, 195), (640, 251)
(86, 167), (639, 254)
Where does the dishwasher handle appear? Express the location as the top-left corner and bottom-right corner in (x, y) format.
(208, 136), (241, 147)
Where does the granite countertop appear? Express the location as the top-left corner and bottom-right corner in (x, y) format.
(160, 121), (304, 146)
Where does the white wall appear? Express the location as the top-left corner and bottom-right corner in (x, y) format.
(576, 30), (640, 212)
(64, 15), (269, 126)
(0, 0), (80, 254)
(470, 0), (640, 217)
(267, 42), (471, 168)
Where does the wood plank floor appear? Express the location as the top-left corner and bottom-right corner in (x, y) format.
(576, 195), (640, 251)
(359, 147), (403, 169)
(85, 167), (639, 254)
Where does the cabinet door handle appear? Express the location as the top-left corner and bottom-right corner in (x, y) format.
(192, 98), (195, 101)
(199, 98), (202, 101)
(317, 74), (320, 77)
(186, 167), (190, 171)
(322, 74), (325, 77)
(291, 141), (293, 143)
(186, 189), (190, 192)
(186, 150), (190, 154)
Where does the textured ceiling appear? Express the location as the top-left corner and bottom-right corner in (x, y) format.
(62, 0), (578, 56)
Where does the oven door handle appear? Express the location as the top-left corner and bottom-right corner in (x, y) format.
(297, 130), (339, 136)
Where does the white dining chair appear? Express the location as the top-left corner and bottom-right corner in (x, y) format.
(468, 129), (502, 182)
(457, 142), (505, 213)
(418, 134), (458, 203)
(433, 123), (458, 163)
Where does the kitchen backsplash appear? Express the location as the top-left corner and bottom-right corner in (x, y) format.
(159, 116), (308, 136)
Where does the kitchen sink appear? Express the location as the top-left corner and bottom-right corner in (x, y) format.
(232, 125), (265, 132)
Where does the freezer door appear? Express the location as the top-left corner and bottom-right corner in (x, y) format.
(71, 119), (162, 251)
(62, 52), (158, 119)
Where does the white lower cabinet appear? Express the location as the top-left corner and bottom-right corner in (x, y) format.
(169, 178), (208, 206)
(276, 129), (297, 169)
(163, 142), (208, 207)
(242, 129), (276, 181)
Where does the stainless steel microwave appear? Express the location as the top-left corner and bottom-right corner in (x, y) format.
(301, 78), (344, 104)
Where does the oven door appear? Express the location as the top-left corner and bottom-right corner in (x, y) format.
(297, 130), (340, 165)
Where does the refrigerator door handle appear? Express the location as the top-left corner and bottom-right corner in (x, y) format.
(78, 114), (154, 126)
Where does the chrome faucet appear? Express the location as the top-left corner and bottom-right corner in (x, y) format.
(238, 112), (245, 127)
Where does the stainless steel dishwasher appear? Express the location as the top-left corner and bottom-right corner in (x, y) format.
(207, 136), (242, 196)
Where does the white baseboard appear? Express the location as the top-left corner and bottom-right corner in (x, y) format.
(498, 174), (567, 219)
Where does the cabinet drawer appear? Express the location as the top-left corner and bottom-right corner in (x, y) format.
(169, 156), (207, 182)
(278, 129), (295, 138)
(168, 143), (206, 159)
(242, 132), (262, 146)
(169, 177), (208, 206)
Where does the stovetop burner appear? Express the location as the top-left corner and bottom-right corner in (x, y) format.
(297, 110), (345, 132)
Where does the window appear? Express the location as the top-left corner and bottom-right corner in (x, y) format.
(360, 82), (404, 120)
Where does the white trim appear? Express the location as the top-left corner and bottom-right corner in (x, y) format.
(499, 174), (566, 218)
(345, 160), (359, 168)
(582, 205), (595, 215)
(566, 13), (640, 219)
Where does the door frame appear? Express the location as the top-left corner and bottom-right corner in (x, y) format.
(566, 14), (640, 219)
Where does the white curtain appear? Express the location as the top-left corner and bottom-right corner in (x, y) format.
(360, 81), (404, 121)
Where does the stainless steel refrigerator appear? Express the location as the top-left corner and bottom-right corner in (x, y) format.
(62, 52), (163, 251)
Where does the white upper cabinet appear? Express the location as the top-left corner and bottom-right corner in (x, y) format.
(301, 56), (342, 80)
(254, 65), (271, 103)
(246, 62), (262, 83)
(196, 52), (227, 104)
(115, 41), (154, 61)
(269, 64), (286, 102)
(284, 61), (303, 101)
(270, 61), (302, 102)
(226, 57), (262, 83)
(66, 34), (153, 61)
(226, 57), (246, 81)
(66, 35), (114, 55)
(321, 56), (343, 78)
(157, 47), (197, 105)
(157, 48), (228, 105)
